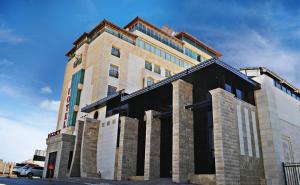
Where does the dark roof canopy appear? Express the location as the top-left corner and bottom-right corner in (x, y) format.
(82, 58), (260, 113)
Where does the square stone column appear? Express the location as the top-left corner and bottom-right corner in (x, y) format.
(116, 116), (139, 180)
(80, 118), (100, 178)
(172, 79), (194, 183)
(144, 110), (161, 180)
(43, 133), (75, 179)
(68, 120), (84, 177)
(210, 88), (240, 185)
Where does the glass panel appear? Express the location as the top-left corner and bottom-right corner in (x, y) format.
(236, 88), (243, 100)
(109, 64), (119, 78)
(147, 77), (154, 86)
(145, 61), (152, 71)
(225, 83), (232, 93)
(154, 65), (161, 74)
(111, 47), (120, 57)
(107, 85), (117, 96)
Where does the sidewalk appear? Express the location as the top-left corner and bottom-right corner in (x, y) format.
(53, 177), (192, 185)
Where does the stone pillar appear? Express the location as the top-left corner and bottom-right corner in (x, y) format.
(80, 118), (100, 178)
(210, 88), (240, 185)
(144, 110), (161, 180)
(255, 88), (284, 185)
(51, 134), (75, 178)
(116, 116), (139, 180)
(68, 120), (84, 177)
(172, 79), (194, 183)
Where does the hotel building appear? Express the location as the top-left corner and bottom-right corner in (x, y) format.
(43, 17), (300, 185)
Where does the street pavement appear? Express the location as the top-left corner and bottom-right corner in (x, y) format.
(0, 177), (191, 185)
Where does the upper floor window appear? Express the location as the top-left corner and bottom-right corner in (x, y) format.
(165, 69), (172, 78)
(109, 64), (119, 78)
(154, 65), (161, 74)
(107, 85), (117, 96)
(145, 61), (152, 71)
(111, 47), (120, 58)
(236, 88), (243, 100)
(146, 77), (154, 86)
(274, 80), (300, 101)
(225, 83), (232, 93)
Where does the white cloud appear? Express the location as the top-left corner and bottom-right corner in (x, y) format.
(215, 29), (300, 88)
(0, 117), (48, 163)
(0, 86), (22, 98)
(0, 27), (26, 44)
(39, 100), (60, 112)
(41, 86), (52, 94)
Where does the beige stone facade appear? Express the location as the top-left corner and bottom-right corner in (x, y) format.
(44, 17), (300, 185)
(56, 17), (219, 134)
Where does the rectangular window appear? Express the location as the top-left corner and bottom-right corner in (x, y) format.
(145, 43), (151, 51)
(155, 48), (161, 56)
(166, 53), (171, 61)
(111, 47), (120, 58)
(109, 64), (119, 78)
(160, 51), (166, 59)
(107, 85), (117, 96)
(154, 64), (161, 74)
(145, 61), (152, 71)
(146, 77), (154, 86)
(225, 83), (232, 93)
(165, 69), (171, 77)
(236, 88), (243, 100)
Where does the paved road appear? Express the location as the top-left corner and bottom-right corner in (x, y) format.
(0, 177), (83, 185)
(0, 177), (191, 185)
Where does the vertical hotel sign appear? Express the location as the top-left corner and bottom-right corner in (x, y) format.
(63, 88), (71, 128)
(61, 83), (71, 129)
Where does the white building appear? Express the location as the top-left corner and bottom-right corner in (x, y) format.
(241, 67), (300, 185)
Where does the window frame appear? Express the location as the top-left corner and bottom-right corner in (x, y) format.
(107, 85), (117, 96)
(111, 46), (120, 58)
(145, 61), (152, 71)
(154, 64), (161, 74)
(109, 64), (119, 78)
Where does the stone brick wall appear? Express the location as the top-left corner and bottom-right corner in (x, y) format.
(172, 79), (194, 183)
(116, 116), (139, 180)
(144, 110), (161, 180)
(68, 120), (84, 177)
(80, 118), (100, 178)
(43, 133), (75, 178)
(210, 88), (265, 185)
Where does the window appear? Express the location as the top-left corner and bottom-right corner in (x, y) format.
(111, 47), (120, 57)
(107, 85), (117, 96)
(145, 61), (152, 71)
(236, 88), (243, 100)
(165, 69), (171, 78)
(274, 80), (300, 101)
(154, 65), (161, 74)
(93, 111), (99, 119)
(109, 64), (119, 78)
(136, 38), (192, 69)
(146, 77), (154, 86)
(225, 83), (232, 93)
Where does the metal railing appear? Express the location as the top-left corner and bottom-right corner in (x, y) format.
(283, 162), (300, 185)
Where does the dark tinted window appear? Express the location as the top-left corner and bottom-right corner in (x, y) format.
(225, 83), (232, 93)
(111, 47), (120, 58)
(107, 85), (117, 96)
(34, 167), (43, 170)
(236, 88), (243, 100)
(93, 111), (99, 119)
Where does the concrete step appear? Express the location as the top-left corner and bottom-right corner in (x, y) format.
(189, 174), (216, 185)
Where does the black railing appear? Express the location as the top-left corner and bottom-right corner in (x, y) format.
(283, 162), (300, 185)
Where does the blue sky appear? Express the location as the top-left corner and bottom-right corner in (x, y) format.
(0, 0), (299, 162)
